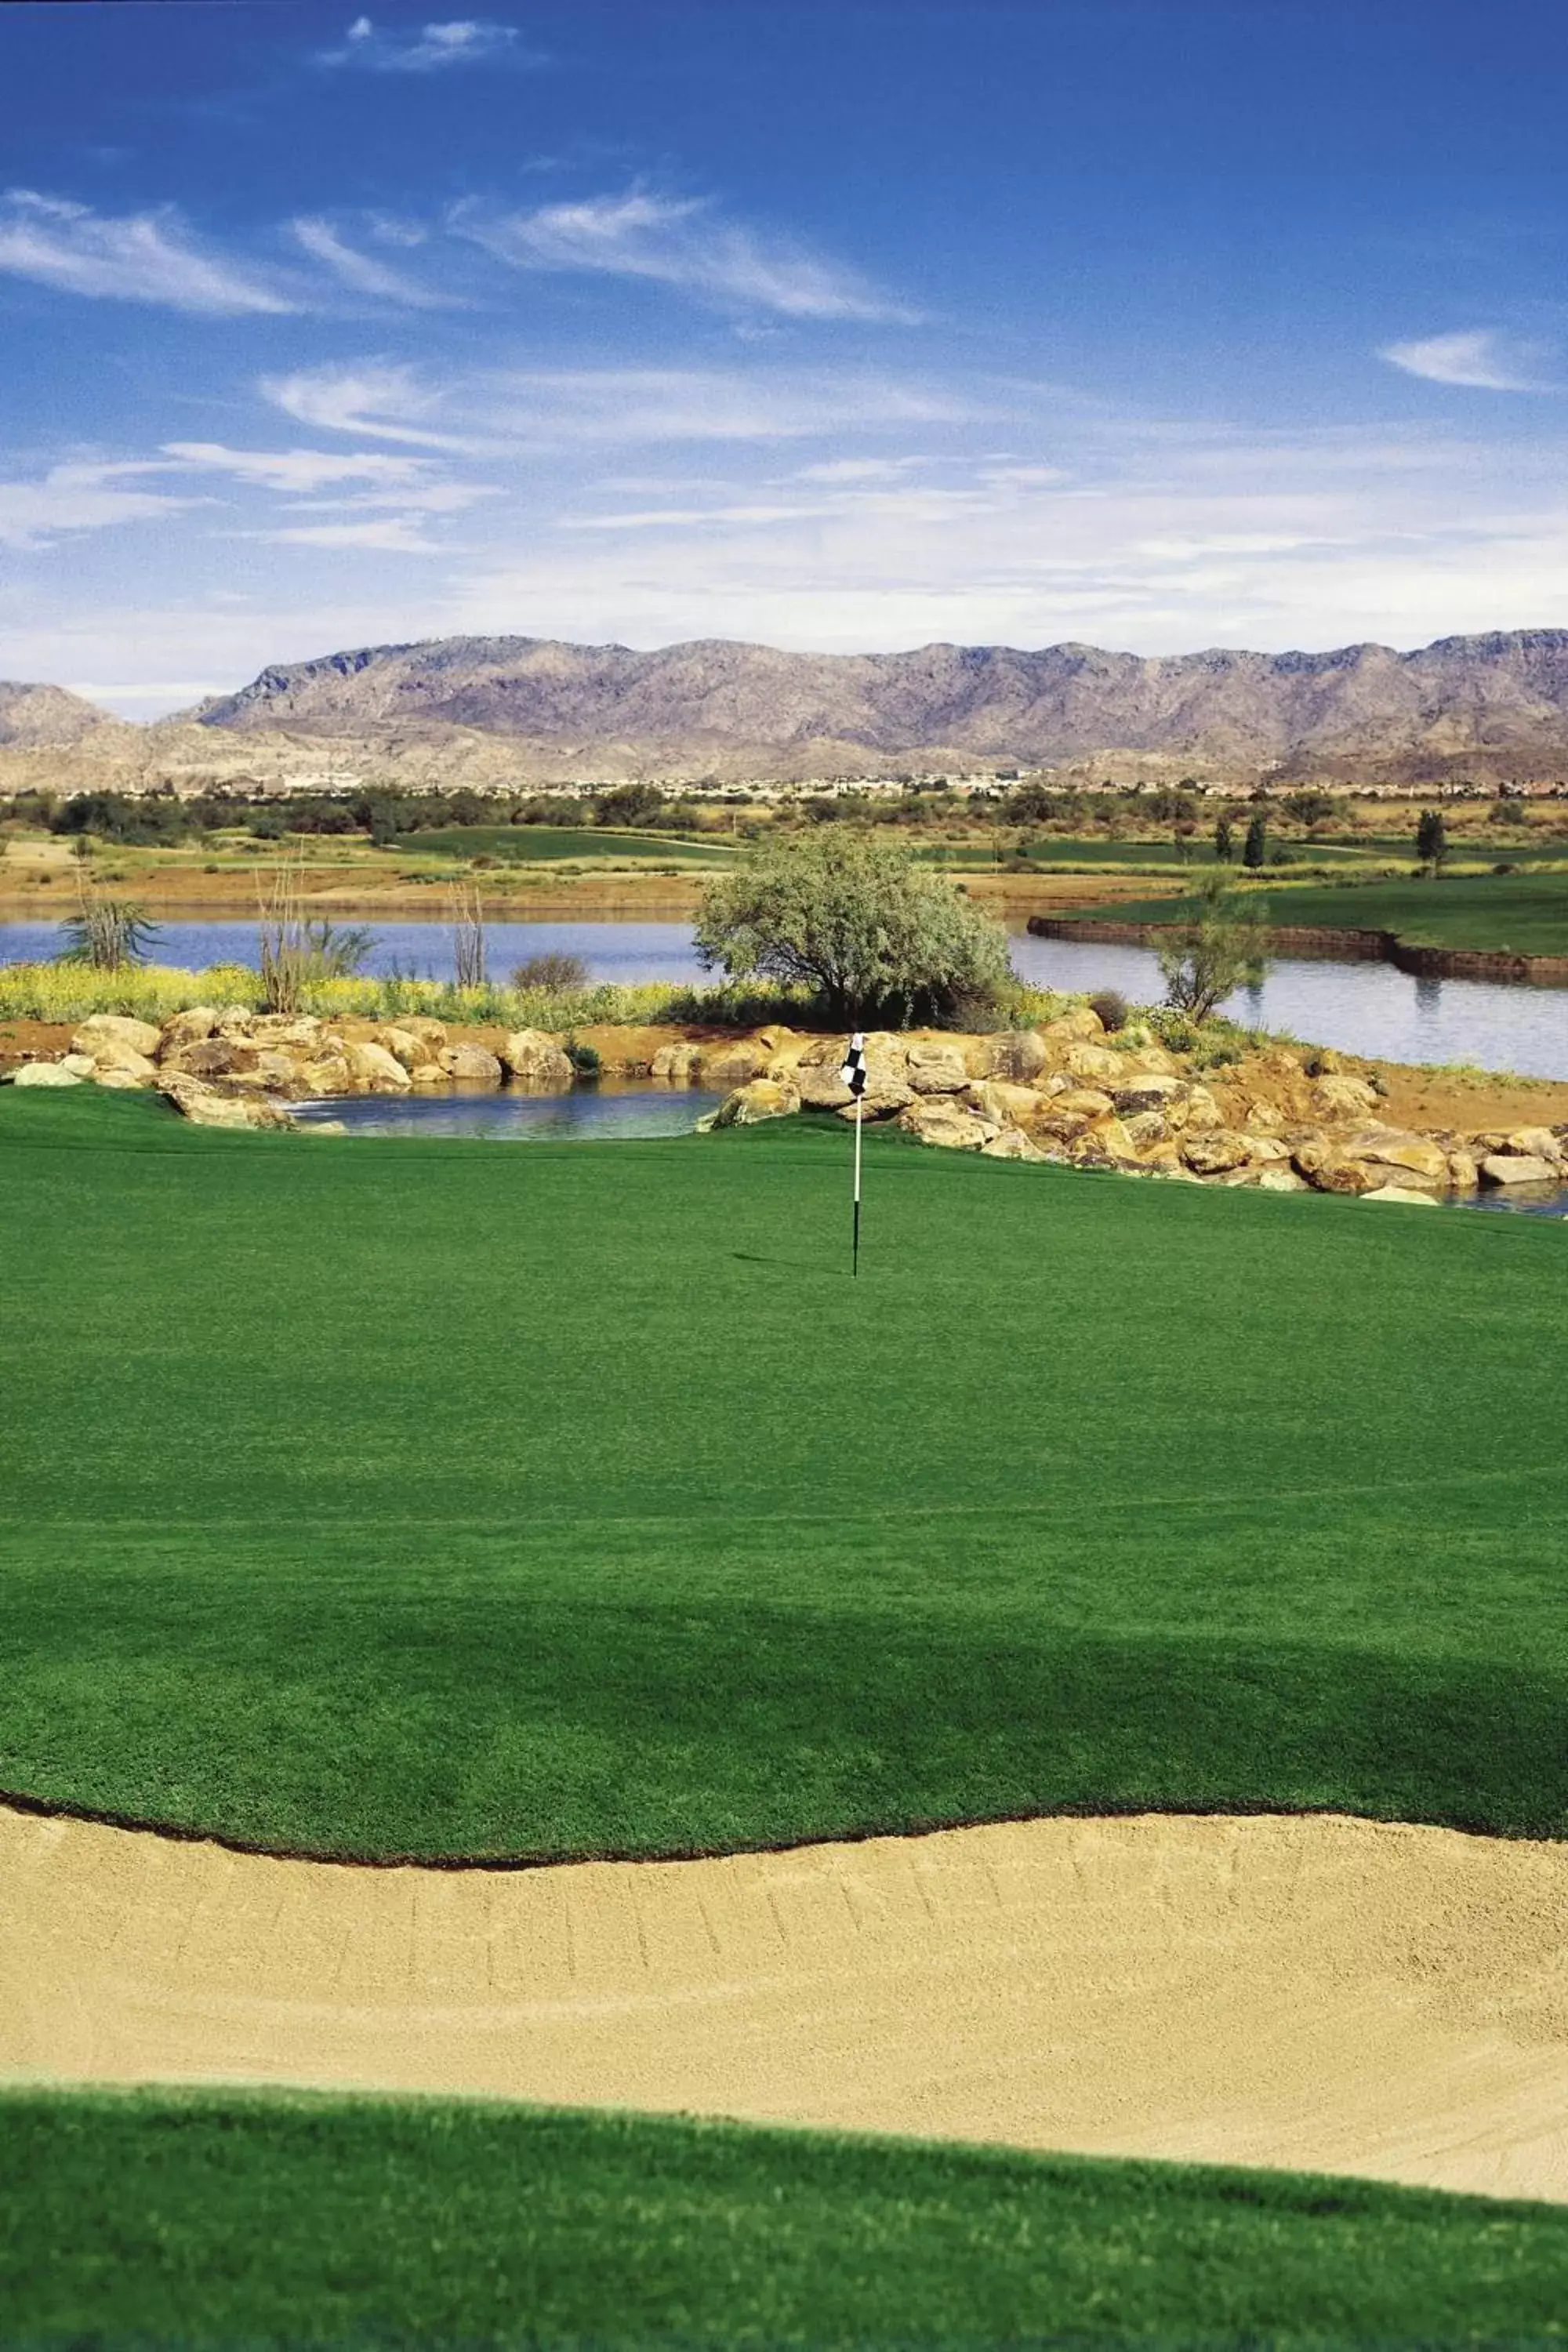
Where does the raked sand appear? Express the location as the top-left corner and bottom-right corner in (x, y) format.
(5, 1802), (1568, 2205)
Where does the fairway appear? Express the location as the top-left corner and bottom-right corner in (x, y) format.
(2, 1083), (1565, 1861)
(389, 824), (739, 863)
(9, 2091), (1568, 2349)
(1052, 869), (1568, 956)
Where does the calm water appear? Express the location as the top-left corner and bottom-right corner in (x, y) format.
(290, 1080), (724, 1142)
(3, 911), (1566, 1078)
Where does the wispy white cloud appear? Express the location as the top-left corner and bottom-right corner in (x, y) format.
(0, 190), (296, 314)
(453, 187), (918, 322)
(0, 460), (200, 550)
(252, 515), (448, 552)
(161, 441), (437, 494)
(320, 16), (539, 73)
(290, 217), (452, 307)
(262, 364), (487, 450)
(1380, 328), (1554, 392)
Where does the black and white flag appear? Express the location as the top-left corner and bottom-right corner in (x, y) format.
(840, 1033), (868, 1098)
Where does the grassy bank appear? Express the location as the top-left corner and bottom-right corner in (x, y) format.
(6, 2090), (1568, 2347)
(1049, 869), (1568, 956)
(1, 1084), (1564, 1860)
(388, 824), (742, 864)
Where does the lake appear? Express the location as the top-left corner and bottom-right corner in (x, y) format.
(3, 913), (1566, 1078)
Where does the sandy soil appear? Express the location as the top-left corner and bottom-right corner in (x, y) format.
(5, 1804), (1567, 2204)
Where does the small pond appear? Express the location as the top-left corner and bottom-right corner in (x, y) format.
(4, 911), (1566, 1077)
(289, 1079), (724, 1142)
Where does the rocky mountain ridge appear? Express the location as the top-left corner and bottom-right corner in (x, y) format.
(187, 628), (1568, 782)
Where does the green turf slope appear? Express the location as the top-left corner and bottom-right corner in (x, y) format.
(1050, 869), (1568, 955)
(6, 2091), (1568, 2348)
(2, 1083), (1565, 1859)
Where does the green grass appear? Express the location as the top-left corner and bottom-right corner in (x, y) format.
(2, 1083), (1566, 1861)
(7, 2090), (1568, 2348)
(1050, 869), (1568, 955)
(390, 825), (740, 864)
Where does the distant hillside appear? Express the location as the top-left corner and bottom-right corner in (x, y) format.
(0, 681), (115, 750)
(189, 628), (1568, 782)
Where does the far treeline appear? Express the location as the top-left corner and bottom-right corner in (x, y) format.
(4, 777), (1567, 857)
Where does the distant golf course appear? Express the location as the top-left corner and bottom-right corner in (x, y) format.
(1051, 868), (1568, 957)
(3, 1082), (1565, 1861)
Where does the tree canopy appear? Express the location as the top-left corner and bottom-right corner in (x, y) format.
(693, 831), (1012, 1025)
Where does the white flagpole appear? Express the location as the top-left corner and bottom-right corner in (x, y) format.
(852, 1089), (863, 1279)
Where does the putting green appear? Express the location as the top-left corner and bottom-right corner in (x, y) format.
(1, 1083), (1564, 1860)
(8, 2091), (1568, 2349)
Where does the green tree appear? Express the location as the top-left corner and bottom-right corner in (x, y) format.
(594, 782), (665, 828)
(1415, 809), (1448, 872)
(1242, 812), (1268, 869)
(1156, 871), (1271, 1023)
(693, 832), (1011, 1026)
(1214, 816), (1234, 862)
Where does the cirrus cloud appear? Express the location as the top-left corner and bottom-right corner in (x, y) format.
(1380, 329), (1554, 393)
(0, 189), (296, 314)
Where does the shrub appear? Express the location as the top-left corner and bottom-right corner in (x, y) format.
(564, 1037), (602, 1078)
(1087, 989), (1128, 1033)
(512, 952), (592, 994)
(56, 887), (161, 971)
(1156, 871), (1272, 1022)
(693, 832), (1011, 1026)
(1242, 813), (1268, 870)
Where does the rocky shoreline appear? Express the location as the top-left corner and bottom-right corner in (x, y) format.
(1025, 913), (1568, 989)
(5, 1003), (1566, 1202)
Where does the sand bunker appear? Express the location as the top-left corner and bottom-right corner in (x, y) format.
(5, 1802), (1567, 2203)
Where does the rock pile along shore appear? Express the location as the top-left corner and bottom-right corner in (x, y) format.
(4, 1002), (1564, 1198)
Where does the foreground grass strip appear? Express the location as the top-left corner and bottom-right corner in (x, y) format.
(5, 2091), (1568, 2348)
(1, 1085), (1565, 1860)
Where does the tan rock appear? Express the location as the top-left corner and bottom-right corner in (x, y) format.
(11, 1060), (82, 1087)
(439, 1043), (503, 1087)
(72, 1037), (158, 1083)
(1120, 1109), (1170, 1152)
(1041, 1006), (1105, 1042)
(980, 1129), (1047, 1162)
(906, 1040), (970, 1094)
(158, 1007), (219, 1051)
(1052, 1087), (1115, 1119)
(710, 1077), (800, 1128)
(1085, 1116), (1139, 1161)
(74, 1013), (161, 1059)
(159, 1076), (292, 1131)
(796, 1062), (853, 1110)
(896, 1098), (1000, 1151)
(347, 1040), (415, 1091)
(1305, 1157), (1385, 1196)
(1243, 1136), (1294, 1165)
(500, 1029), (573, 1087)
(409, 1063), (447, 1086)
(699, 1040), (771, 1088)
(964, 1079), (1041, 1127)
(1112, 1075), (1183, 1112)
(971, 1030), (1048, 1083)
(1311, 1073), (1379, 1119)
(162, 1038), (252, 1081)
(1480, 1153), (1559, 1186)
(652, 1041), (704, 1084)
(1182, 1085), (1222, 1131)
(295, 1056), (354, 1098)
(1181, 1130), (1253, 1175)
(1346, 1131), (1450, 1188)
(1256, 1167), (1308, 1192)
(376, 1025), (431, 1073)
(1065, 1043), (1125, 1086)
(1363, 1185), (1440, 1206)
(1506, 1127), (1566, 1166)
(1447, 1149), (1480, 1192)
(93, 1069), (149, 1091)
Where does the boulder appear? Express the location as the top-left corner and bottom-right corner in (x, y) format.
(1051, 1087), (1115, 1119)
(1345, 1130), (1450, 1189)
(347, 1040), (414, 1091)
(158, 1006), (219, 1051)
(1064, 1042), (1126, 1085)
(710, 1077), (800, 1127)
(964, 1079), (1041, 1128)
(60, 1054), (97, 1076)
(1113, 1076), (1183, 1112)
(409, 1062), (447, 1086)
(1256, 1167), (1308, 1192)
(652, 1041), (704, 1084)
(1181, 1130), (1253, 1175)
(906, 1040), (970, 1094)
(1311, 1073), (1379, 1119)
(1505, 1127), (1566, 1166)
(1480, 1153), (1560, 1186)
(797, 1062), (854, 1110)
(1303, 1156), (1386, 1196)
(1243, 1136), (1293, 1165)
(1120, 1109), (1171, 1152)
(501, 1029), (573, 1087)
(1083, 1116), (1140, 1163)
(438, 1043), (503, 1087)
(11, 1060), (82, 1087)
(74, 1013), (162, 1059)
(1363, 1185), (1440, 1206)
(376, 1025), (433, 1073)
(93, 1069), (151, 1091)
(68, 1039), (154, 1084)
(1182, 1085), (1222, 1131)
(163, 1038), (246, 1081)
(294, 1055), (355, 1098)
(159, 1076), (292, 1131)
(980, 1129), (1047, 1162)
(1041, 1006), (1105, 1042)
(971, 1030), (1048, 1083)
(700, 1040), (772, 1089)
(1446, 1149), (1480, 1192)
(896, 1098), (1000, 1151)
(216, 1006), (256, 1035)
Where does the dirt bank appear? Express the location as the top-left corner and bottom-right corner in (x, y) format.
(4, 1804), (1566, 2205)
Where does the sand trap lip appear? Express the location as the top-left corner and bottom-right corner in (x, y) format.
(5, 1802), (1568, 2206)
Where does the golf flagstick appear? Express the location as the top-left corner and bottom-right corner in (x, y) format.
(839, 1032), (868, 1276)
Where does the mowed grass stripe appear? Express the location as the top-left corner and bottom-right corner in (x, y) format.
(6, 2092), (1568, 2348)
(1, 1084), (1564, 1858)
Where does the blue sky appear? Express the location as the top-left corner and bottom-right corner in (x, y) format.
(4, 0), (1568, 713)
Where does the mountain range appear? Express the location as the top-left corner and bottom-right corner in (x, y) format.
(8, 629), (1568, 791)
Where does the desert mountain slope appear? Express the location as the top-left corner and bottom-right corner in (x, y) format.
(188, 628), (1568, 779)
(0, 681), (118, 750)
